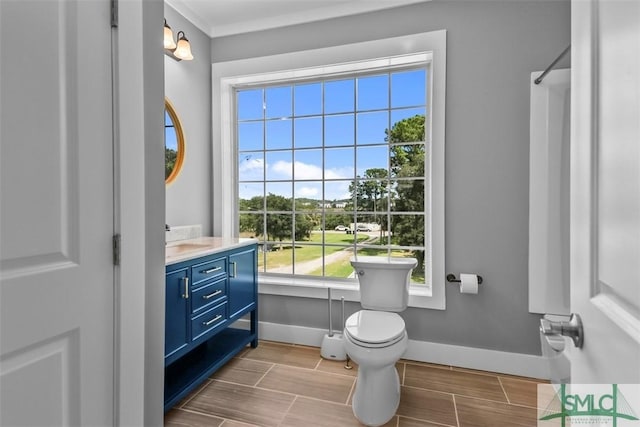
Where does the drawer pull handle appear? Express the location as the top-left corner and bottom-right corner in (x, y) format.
(201, 266), (222, 274)
(202, 290), (223, 300)
(182, 277), (189, 299)
(203, 315), (222, 326)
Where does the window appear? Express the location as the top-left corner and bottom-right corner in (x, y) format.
(213, 31), (446, 309)
(237, 69), (428, 285)
(165, 98), (185, 185)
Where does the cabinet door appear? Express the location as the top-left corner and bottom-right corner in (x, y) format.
(165, 268), (189, 359)
(228, 247), (257, 319)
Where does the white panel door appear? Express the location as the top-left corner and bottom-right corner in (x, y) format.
(0, 1), (115, 425)
(570, 0), (640, 382)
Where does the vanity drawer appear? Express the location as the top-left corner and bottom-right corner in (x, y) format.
(192, 302), (227, 341)
(191, 277), (226, 314)
(192, 257), (226, 285)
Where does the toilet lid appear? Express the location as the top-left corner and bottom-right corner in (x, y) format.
(344, 310), (405, 345)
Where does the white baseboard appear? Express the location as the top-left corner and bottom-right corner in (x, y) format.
(234, 319), (550, 380)
(401, 339), (549, 379)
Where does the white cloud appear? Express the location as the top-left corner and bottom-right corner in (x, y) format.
(325, 167), (353, 180)
(296, 186), (319, 197)
(239, 156), (264, 181)
(248, 159), (356, 200)
(293, 161), (322, 180)
(239, 156), (263, 172)
(271, 160), (293, 178)
(269, 160), (352, 180)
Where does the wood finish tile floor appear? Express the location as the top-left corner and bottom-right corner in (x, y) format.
(165, 341), (547, 427)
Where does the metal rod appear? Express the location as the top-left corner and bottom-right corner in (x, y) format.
(341, 296), (353, 370)
(327, 288), (333, 337)
(344, 354), (353, 370)
(341, 297), (345, 334)
(446, 273), (483, 285)
(534, 45), (571, 85)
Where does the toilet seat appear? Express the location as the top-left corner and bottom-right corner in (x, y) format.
(345, 310), (406, 348)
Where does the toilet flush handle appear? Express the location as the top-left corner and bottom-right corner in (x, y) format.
(357, 270), (365, 276)
(539, 313), (584, 349)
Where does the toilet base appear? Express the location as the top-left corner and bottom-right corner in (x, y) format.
(352, 364), (401, 426)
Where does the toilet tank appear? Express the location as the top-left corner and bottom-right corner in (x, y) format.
(350, 256), (418, 312)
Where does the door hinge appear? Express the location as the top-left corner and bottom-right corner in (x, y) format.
(113, 234), (121, 266)
(111, 0), (118, 28)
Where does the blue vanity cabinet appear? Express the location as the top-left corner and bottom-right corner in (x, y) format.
(164, 268), (189, 359)
(164, 242), (258, 412)
(228, 247), (257, 320)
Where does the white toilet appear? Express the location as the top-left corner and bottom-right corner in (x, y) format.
(344, 256), (417, 427)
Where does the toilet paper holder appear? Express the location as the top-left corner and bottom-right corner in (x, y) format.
(446, 273), (483, 285)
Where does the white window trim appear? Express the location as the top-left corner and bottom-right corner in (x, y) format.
(212, 30), (446, 310)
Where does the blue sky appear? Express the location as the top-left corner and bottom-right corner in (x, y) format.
(165, 111), (178, 151)
(236, 69), (426, 202)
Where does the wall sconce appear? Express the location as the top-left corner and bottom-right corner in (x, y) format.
(163, 19), (194, 61)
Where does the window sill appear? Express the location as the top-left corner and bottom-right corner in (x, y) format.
(258, 275), (442, 309)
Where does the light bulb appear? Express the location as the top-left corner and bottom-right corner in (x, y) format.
(163, 19), (176, 50)
(173, 31), (194, 61)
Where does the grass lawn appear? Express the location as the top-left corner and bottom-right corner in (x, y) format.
(244, 231), (425, 283)
(308, 258), (354, 277)
(308, 248), (426, 283)
(255, 232), (368, 268)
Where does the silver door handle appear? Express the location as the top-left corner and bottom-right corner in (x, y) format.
(182, 277), (189, 299)
(203, 315), (222, 326)
(540, 313), (583, 348)
(202, 290), (222, 300)
(201, 266), (222, 274)
(230, 261), (237, 278)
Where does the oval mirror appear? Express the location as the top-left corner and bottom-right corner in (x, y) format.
(165, 98), (185, 184)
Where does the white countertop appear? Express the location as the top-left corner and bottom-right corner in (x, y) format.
(165, 237), (257, 266)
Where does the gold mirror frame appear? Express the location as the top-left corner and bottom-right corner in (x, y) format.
(165, 98), (185, 185)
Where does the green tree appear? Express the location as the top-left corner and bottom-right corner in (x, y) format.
(238, 196), (263, 234)
(294, 214), (314, 240)
(256, 194), (289, 244)
(361, 168), (389, 224)
(241, 194), (315, 248)
(165, 147), (177, 179)
(348, 168), (389, 225)
(387, 115), (426, 271)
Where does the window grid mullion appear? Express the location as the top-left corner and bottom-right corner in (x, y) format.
(321, 80), (326, 276)
(387, 71), (392, 253)
(290, 85), (296, 275)
(261, 89), (268, 273)
(352, 75), (357, 257)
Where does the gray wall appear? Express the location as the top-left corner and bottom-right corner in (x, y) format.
(209, 0), (571, 356)
(164, 5), (212, 235)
